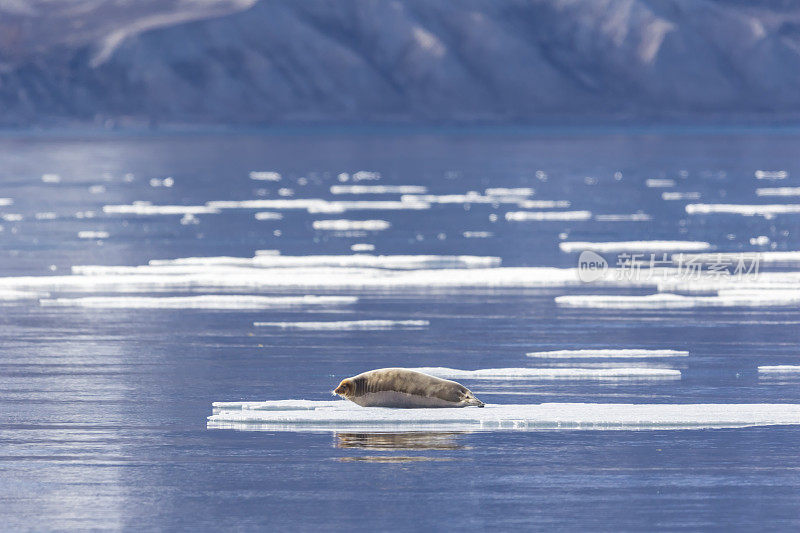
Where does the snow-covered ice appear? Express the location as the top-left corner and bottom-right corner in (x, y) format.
(526, 349), (689, 359)
(686, 204), (800, 216)
(207, 401), (800, 431)
(312, 220), (391, 231)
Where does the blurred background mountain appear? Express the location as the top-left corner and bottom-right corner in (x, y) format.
(2, 0), (800, 127)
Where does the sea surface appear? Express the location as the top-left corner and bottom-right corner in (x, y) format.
(1, 128), (800, 530)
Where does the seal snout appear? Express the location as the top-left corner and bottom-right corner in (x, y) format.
(334, 379), (353, 398)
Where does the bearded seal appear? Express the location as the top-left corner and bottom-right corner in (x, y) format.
(333, 368), (484, 408)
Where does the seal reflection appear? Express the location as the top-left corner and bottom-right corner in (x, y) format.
(334, 431), (470, 451)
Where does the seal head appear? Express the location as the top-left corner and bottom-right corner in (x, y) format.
(333, 368), (484, 408)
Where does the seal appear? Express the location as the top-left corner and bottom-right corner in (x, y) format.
(333, 368), (484, 408)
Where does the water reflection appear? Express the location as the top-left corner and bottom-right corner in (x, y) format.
(334, 431), (470, 450)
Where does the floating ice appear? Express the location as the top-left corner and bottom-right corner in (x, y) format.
(0, 289), (48, 300)
(0, 198), (12, 206)
(756, 187), (800, 197)
(410, 367), (680, 380)
(103, 204), (220, 215)
(686, 204), (800, 216)
(331, 185), (426, 194)
(2, 214), (23, 222)
(352, 171), (381, 181)
(559, 241), (711, 253)
(517, 200), (572, 208)
(253, 319), (429, 330)
(755, 170), (788, 180)
(463, 231), (493, 238)
(673, 251), (800, 264)
(312, 220), (391, 231)
(662, 192), (701, 200)
(41, 174), (61, 183)
(594, 214), (652, 222)
(350, 244), (375, 252)
(249, 171), (281, 181)
(77, 231), (109, 239)
(646, 179), (675, 187)
(556, 290), (800, 309)
(526, 349), (689, 359)
(254, 212), (283, 220)
(35, 212), (57, 220)
(145, 254), (501, 270)
(149, 177), (174, 187)
(484, 188), (534, 196)
(505, 211), (592, 221)
(759, 366), (800, 374)
(207, 401), (800, 431)
(39, 295), (357, 309)
(207, 198), (429, 213)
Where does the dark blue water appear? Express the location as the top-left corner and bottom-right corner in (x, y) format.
(1, 129), (800, 530)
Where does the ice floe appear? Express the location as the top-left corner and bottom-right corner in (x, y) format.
(249, 171), (281, 181)
(556, 290), (800, 309)
(662, 192), (701, 200)
(207, 198), (430, 213)
(350, 244), (375, 252)
(517, 200), (572, 209)
(645, 179), (675, 187)
(525, 349), (689, 359)
(505, 211), (592, 221)
(41, 173), (61, 183)
(330, 185), (426, 194)
(253, 319), (429, 330)
(686, 204), (800, 217)
(0, 289), (48, 300)
(409, 367), (680, 380)
(755, 170), (788, 180)
(0, 198), (12, 206)
(559, 241), (711, 253)
(673, 251), (800, 264)
(207, 401), (800, 431)
(254, 212), (283, 220)
(103, 204), (220, 215)
(312, 220), (391, 231)
(758, 366), (800, 374)
(39, 295), (357, 309)
(594, 214), (653, 222)
(77, 231), (109, 239)
(756, 187), (800, 197)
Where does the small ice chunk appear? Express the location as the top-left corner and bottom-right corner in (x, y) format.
(759, 366), (800, 373)
(556, 290), (800, 309)
(646, 179), (675, 188)
(686, 204), (800, 216)
(2, 214), (22, 222)
(255, 212), (283, 220)
(249, 171), (281, 181)
(331, 185), (427, 194)
(484, 188), (534, 197)
(89, 185), (106, 194)
(755, 170), (788, 180)
(594, 214), (652, 222)
(352, 171), (381, 181)
(35, 212), (57, 220)
(104, 204), (219, 215)
(312, 220), (391, 231)
(42, 174), (61, 183)
(180, 214), (199, 225)
(0, 198), (13, 206)
(463, 231), (493, 238)
(253, 319), (429, 330)
(559, 241), (710, 253)
(505, 211), (592, 221)
(77, 231), (109, 239)
(662, 192), (701, 200)
(350, 243), (375, 252)
(756, 187), (800, 197)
